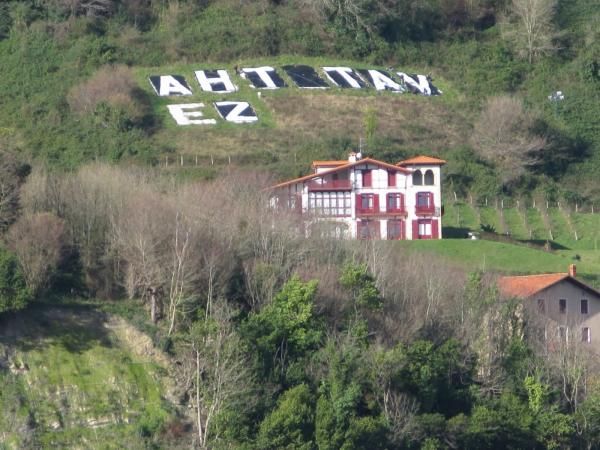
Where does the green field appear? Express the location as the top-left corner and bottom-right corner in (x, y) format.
(402, 239), (600, 286)
(0, 305), (175, 449)
(437, 200), (600, 286)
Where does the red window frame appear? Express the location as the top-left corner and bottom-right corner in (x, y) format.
(416, 192), (434, 214)
(356, 193), (379, 214)
(412, 219), (439, 240)
(388, 170), (396, 187)
(386, 193), (404, 213)
(357, 220), (380, 240)
(387, 220), (405, 240)
(362, 170), (372, 187)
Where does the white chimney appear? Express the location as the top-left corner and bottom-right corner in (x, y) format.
(348, 152), (357, 163)
(569, 264), (576, 277)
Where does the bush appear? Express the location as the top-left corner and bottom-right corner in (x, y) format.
(0, 245), (31, 314)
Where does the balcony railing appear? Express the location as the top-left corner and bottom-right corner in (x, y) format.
(307, 179), (351, 191)
(385, 207), (407, 215)
(356, 207), (407, 216)
(356, 206), (380, 215)
(415, 205), (435, 215)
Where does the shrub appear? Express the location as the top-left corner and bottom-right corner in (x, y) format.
(0, 245), (31, 314)
(66, 64), (145, 122)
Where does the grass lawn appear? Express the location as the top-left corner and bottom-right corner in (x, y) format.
(400, 239), (600, 284)
(0, 304), (175, 449)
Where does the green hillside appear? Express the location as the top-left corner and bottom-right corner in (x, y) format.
(0, 305), (176, 449)
(0, 0), (598, 199)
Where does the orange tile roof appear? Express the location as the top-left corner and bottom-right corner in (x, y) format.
(397, 155), (447, 166)
(311, 160), (348, 168)
(498, 273), (570, 298)
(271, 157), (411, 189)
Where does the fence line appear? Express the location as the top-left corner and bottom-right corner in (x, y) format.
(447, 192), (596, 215)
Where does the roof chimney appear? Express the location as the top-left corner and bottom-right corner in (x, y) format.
(569, 264), (576, 278)
(348, 152), (357, 163)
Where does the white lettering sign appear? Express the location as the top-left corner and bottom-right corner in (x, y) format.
(167, 103), (216, 125)
(194, 69), (237, 93)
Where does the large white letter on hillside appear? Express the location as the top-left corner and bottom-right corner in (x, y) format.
(241, 67), (285, 89)
(167, 103), (216, 125)
(194, 69), (237, 93)
(363, 70), (405, 92)
(214, 101), (258, 123)
(149, 75), (193, 96)
(322, 67), (365, 89)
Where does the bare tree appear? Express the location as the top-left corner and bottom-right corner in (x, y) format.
(502, 0), (558, 64)
(471, 95), (545, 186)
(188, 303), (252, 449)
(6, 213), (66, 296)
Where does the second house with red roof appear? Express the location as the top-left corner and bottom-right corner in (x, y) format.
(270, 153), (446, 240)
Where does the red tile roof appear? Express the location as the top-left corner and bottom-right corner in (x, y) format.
(311, 160), (348, 168)
(498, 273), (569, 298)
(397, 155), (447, 166)
(271, 157), (412, 189)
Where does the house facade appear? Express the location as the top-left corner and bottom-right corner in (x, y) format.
(270, 153), (445, 240)
(499, 265), (600, 347)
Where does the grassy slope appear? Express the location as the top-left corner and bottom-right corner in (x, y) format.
(437, 200), (600, 286)
(402, 239), (600, 285)
(136, 57), (471, 177)
(0, 304), (174, 449)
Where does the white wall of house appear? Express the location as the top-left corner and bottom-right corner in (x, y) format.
(530, 281), (600, 346)
(276, 157), (444, 240)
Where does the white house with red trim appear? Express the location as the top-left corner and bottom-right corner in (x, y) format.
(270, 153), (446, 240)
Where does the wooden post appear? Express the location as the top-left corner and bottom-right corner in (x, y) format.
(485, 197), (488, 206)
(211, 154), (214, 165)
(180, 155), (184, 166)
(533, 199), (536, 209)
(453, 191), (457, 202)
(228, 155), (231, 165)
(501, 198), (504, 209)
(165, 155), (168, 167)
(576, 203), (578, 213)
(195, 155), (198, 166)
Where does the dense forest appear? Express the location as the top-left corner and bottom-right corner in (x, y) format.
(1, 0), (600, 448)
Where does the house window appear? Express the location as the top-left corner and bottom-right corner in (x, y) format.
(418, 220), (432, 238)
(308, 192), (352, 216)
(387, 220), (404, 240)
(361, 194), (374, 210)
(581, 299), (588, 314)
(582, 327), (591, 343)
(558, 326), (568, 342)
(559, 299), (567, 314)
(386, 193), (404, 212)
(388, 171), (396, 187)
(416, 192), (434, 214)
(312, 222), (348, 239)
(362, 170), (372, 187)
(424, 170), (434, 185)
(356, 193), (379, 214)
(413, 170), (423, 185)
(537, 299), (545, 313)
(357, 220), (380, 240)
